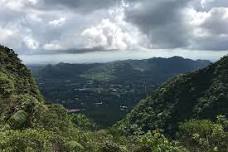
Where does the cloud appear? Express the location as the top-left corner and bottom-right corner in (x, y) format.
(200, 8), (228, 35)
(0, 0), (228, 57)
(0, 26), (24, 52)
(81, 19), (137, 50)
(23, 36), (39, 50)
(20, 49), (228, 65)
(124, 0), (191, 49)
(199, 0), (228, 9)
(81, 2), (147, 50)
(186, 7), (228, 50)
(49, 17), (66, 26)
(0, 0), (39, 13)
(43, 42), (63, 50)
(42, 0), (116, 13)
(0, 27), (14, 42)
(201, 0), (215, 8)
(123, 0), (228, 51)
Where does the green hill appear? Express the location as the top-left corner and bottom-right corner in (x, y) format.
(117, 55), (228, 136)
(0, 45), (45, 129)
(0, 45), (94, 151)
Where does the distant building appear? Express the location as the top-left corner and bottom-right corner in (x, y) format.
(120, 105), (128, 111)
(67, 109), (81, 113)
(95, 102), (103, 105)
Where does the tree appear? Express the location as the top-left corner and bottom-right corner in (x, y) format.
(136, 131), (187, 152)
(178, 119), (228, 152)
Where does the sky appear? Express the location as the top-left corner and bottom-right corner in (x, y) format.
(0, 0), (228, 63)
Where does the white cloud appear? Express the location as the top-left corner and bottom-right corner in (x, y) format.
(201, 0), (215, 8)
(26, 13), (43, 23)
(0, 28), (14, 42)
(49, 17), (66, 26)
(0, 0), (38, 10)
(185, 8), (210, 26)
(81, 1), (147, 50)
(43, 42), (63, 50)
(184, 8), (211, 38)
(184, 6), (228, 50)
(81, 19), (136, 50)
(23, 36), (39, 50)
(0, 26), (24, 50)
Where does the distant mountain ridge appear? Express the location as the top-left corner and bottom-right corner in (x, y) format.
(117, 55), (228, 136)
(30, 56), (210, 82)
(29, 56), (211, 127)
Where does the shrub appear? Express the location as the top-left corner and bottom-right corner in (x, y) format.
(8, 110), (28, 129)
(0, 129), (64, 152)
(64, 141), (84, 152)
(70, 114), (94, 130)
(137, 131), (187, 152)
(98, 141), (126, 152)
(0, 76), (14, 97)
(179, 119), (228, 152)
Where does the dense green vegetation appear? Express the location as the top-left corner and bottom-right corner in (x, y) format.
(117, 55), (228, 137)
(29, 57), (210, 127)
(0, 45), (227, 151)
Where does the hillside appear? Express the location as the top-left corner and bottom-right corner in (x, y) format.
(29, 57), (210, 127)
(0, 45), (107, 151)
(0, 45), (45, 129)
(117, 55), (228, 136)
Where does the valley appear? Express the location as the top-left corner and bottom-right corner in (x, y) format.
(29, 57), (210, 127)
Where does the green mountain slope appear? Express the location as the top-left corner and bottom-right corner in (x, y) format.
(0, 45), (45, 129)
(0, 45), (85, 151)
(0, 46), (42, 100)
(117, 56), (228, 136)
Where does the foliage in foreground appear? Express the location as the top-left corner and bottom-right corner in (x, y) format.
(178, 116), (228, 152)
(0, 117), (227, 152)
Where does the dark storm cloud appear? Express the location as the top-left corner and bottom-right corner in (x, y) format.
(192, 36), (228, 50)
(201, 8), (228, 35)
(43, 0), (116, 12)
(124, 0), (228, 51)
(191, 7), (228, 50)
(125, 0), (191, 49)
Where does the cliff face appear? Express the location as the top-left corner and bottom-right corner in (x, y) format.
(118, 56), (228, 135)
